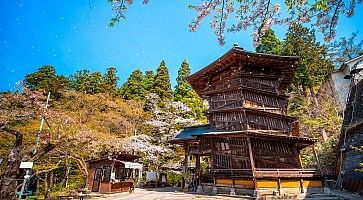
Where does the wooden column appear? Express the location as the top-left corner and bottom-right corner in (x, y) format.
(247, 136), (256, 190)
(247, 137), (255, 174)
(293, 147), (303, 168)
(195, 154), (201, 189)
(183, 148), (189, 190)
(196, 154), (201, 176)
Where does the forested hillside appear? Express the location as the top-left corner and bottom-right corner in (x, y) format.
(0, 60), (205, 198)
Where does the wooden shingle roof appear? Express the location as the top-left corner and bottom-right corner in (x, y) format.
(187, 46), (299, 96)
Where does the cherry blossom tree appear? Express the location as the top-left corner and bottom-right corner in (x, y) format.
(108, 0), (362, 46)
(134, 93), (199, 169)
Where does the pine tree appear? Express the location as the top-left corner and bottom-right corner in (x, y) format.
(151, 61), (174, 101)
(120, 69), (145, 100)
(174, 60), (192, 101)
(174, 60), (206, 121)
(102, 67), (119, 94)
(282, 24), (333, 94)
(24, 65), (69, 97)
(69, 70), (106, 94)
(68, 69), (90, 91)
(143, 70), (155, 93)
(256, 29), (282, 55)
(88, 72), (103, 94)
(283, 23), (334, 141)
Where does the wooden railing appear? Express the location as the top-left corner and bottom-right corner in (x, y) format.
(208, 169), (253, 178)
(255, 168), (320, 178)
(204, 168), (320, 178)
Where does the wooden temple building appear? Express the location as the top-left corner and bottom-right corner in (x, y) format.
(171, 46), (324, 196)
(87, 154), (142, 193)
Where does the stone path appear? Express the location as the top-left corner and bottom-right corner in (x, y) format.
(92, 187), (362, 200)
(93, 187), (250, 200)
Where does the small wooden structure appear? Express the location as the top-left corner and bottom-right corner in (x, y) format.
(87, 154), (142, 193)
(171, 46), (323, 196)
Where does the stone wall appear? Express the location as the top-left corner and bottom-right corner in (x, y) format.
(340, 80), (363, 194)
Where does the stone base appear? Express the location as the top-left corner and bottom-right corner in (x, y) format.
(230, 187), (236, 195)
(212, 186), (218, 195)
(196, 185), (204, 194)
(253, 189), (260, 197)
(323, 187), (331, 194)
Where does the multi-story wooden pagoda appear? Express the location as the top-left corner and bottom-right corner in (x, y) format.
(171, 46), (324, 196)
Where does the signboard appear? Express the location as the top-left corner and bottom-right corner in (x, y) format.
(121, 161), (143, 169)
(146, 171), (157, 181)
(20, 162), (33, 169)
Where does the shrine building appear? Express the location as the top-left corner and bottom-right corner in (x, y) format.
(171, 45), (324, 196)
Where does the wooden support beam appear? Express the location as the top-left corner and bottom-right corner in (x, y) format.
(293, 147), (303, 168)
(247, 137), (255, 176)
(196, 154), (201, 177)
(183, 152), (189, 190)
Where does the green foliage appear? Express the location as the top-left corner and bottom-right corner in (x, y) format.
(301, 136), (339, 175)
(151, 61), (174, 101)
(175, 60), (192, 101)
(102, 67), (119, 95)
(255, 29), (282, 55)
(166, 172), (183, 186)
(69, 68), (119, 95)
(143, 70), (155, 92)
(174, 60), (206, 121)
(288, 81), (343, 173)
(120, 69), (145, 100)
(24, 65), (69, 97)
(68, 70), (103, 94)
(283, 24), (334, 90)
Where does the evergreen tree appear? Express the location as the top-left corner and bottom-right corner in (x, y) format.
(68, 69), (90, 91)
(68, 70), (103, 94)
(174, 60), (192, 101)
(142, 70), (155, 93)
(282, 24), (333, 95)
(151, 61), (174, 101)
(24, 65), (69, 97)
(120, 69), (145, 100)
(89, 72), (103, 94)
(174, 60), (206, 121)
(283, 24), (334, 141)
(256, 29), (282, 55)
(102, 67), (119, 94)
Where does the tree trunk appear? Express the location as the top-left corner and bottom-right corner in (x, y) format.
(44, 172), (49, 199)
(309, 87), (320, 109)
(309, 86), (328, 141)
(302, 85), (308, 97)
(0, 132), (23, 200)
(65, 162), (70, 188)
(49, 170), (54, 188)
(36, 176), (40, 195)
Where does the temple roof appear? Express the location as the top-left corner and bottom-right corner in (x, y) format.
(171, 125), (316, 146)
(187, 46), (299, 96)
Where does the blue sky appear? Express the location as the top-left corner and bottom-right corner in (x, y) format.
(1, 1), (363, 91)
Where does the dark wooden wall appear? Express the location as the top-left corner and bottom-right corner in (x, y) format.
(204, 67), (298, 136)
(194, 137), (300, 171)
